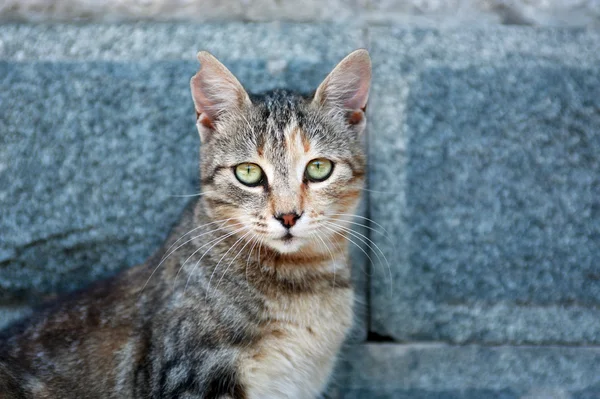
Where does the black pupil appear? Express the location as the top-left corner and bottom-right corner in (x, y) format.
(246, 165), (251, 174)
(315, 161), (321, 170)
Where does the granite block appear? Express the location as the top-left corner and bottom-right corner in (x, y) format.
(368, 27), (600, 344)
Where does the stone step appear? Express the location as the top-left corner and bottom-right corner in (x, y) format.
(327, 343), (600, 398)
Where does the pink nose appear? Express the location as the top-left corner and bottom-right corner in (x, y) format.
(276, 212), (301, 228)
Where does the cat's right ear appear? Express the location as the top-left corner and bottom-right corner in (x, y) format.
(190, 51), (251, 142)
(312, 49), (371, 134)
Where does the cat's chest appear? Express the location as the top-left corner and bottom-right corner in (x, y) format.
(239, 288), (354, 399)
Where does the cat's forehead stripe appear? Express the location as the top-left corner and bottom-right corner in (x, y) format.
(285, 125), (311, 155)
(301, 131), (311, 153)
(284, 124), (304, 157)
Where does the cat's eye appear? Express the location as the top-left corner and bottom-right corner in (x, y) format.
(234, 163), (264, 186)
(305, 158), (333, 182)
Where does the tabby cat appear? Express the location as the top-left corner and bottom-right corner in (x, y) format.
(0, 48), (371, 399)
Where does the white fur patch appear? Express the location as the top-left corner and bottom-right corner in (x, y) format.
(240, 287), (354, 399)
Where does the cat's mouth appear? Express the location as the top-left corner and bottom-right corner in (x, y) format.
(266, 231), (305, 254)
(281, 232), (294, 241)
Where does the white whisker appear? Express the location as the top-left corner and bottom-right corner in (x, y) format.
(325, 220), (390, 269)
(311, 231), (337, 288)
(161, 218), (236, 262)
(205, 229), (252, 295)
(139, 221), (243, 296)
(357, 187), (400, 195)
(257, 237), (264, 266)
(329, 213), (393, 238)
(323, 231), (368, 276)
(171, 224), (246, 290)
(324, 221), (393, 297)
(215, 232), (256, 293)
(321, 224), (374, 278)
(183, 226), (249, 294)
(169, 191), (217, 198)
(245, 234), (260, 287)
(323, 216), (394, 245)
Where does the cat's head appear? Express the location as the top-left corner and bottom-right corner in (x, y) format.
(190, 50), (371, 255)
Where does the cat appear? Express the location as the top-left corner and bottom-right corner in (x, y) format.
(0, 48), (371, 399)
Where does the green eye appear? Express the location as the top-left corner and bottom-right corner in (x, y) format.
(305, 158), (333, 182)
(235, 163), (264, 186)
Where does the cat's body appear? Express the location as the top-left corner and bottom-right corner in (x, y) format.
(0, 202), (353, 399)
(0, 50), (371, 399)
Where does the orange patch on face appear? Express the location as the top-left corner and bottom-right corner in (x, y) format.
(287, 126), (311, 154)
(336, 189), (361, 208)
(286, 127), (297, 152)
(298, 183), (307, 210)
(340, 189), (360, 200)
(348, 110), (363, 125)
(198, 113), (214, 129)
(301, 131), (311, 153)
(268, 196), (276, 216)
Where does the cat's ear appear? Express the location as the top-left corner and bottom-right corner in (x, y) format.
(312, 49), (371, 133)
(190, 51), (251, 142)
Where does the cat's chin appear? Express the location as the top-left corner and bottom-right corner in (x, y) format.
(265, 236), (305, 254)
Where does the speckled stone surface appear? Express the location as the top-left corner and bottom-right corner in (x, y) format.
(2, 0), (599, 27)
(0, 23), (364, 61)
(0, 61), (197, 300)
(368, 27), (600, 344)
(327, 343), (600, 398)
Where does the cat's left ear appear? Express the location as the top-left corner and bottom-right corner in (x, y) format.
(312, 49), (371, 134)
(190, 51), (252, 142)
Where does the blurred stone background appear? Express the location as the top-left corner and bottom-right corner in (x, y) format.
(1, 0), (600, 26)
(1, 1), (600, 398)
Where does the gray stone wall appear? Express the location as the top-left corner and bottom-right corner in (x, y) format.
(1, 23), (600, 398)
(1, 0), (600, 27)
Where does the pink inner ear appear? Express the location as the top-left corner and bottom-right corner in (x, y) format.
(314, 50), (371, 113)
(342, 59), (371, 111)
(191, 73), (220, 123)
(190, 51), (251, 129)
(344, 77), (370, 111)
